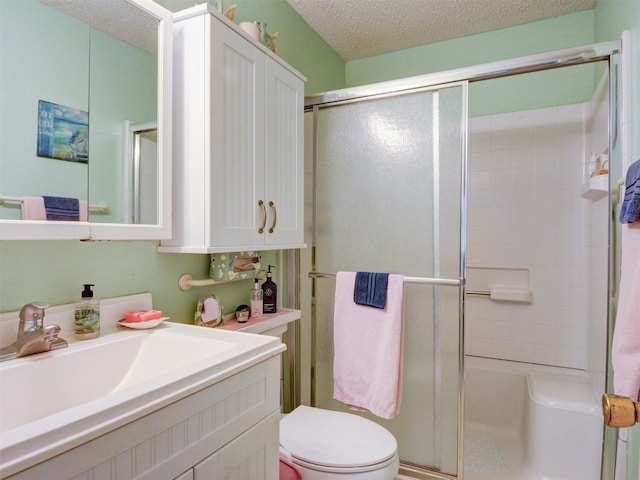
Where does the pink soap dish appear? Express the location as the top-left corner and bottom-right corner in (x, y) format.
(118, 316), (168, 329)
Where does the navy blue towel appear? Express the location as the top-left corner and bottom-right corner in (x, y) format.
(43, 195), (80, 221)
(354, 272), (389, 309)
(620, 159), (640, 224)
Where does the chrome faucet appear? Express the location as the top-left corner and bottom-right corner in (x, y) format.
(0, 302), (68, 362)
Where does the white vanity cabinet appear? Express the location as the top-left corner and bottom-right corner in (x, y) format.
(160, 4), (305, 254)
(191, 411), (279, 479)
(7, 354), (282, 480)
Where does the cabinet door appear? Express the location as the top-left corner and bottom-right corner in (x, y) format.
(264, 59), (304, 246)
(174, 469), (194, 480)
(193, 411), (279, 480)
(209, 21), (266, 248)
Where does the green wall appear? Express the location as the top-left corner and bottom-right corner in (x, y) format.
(0, 0), (89, 219)
(345, 11), (596, 87)
(0, 240), (276, 324)
(89, 29), (158, 222)
(344, 11), (599, 116)
(0, 0), (341, 322)
(0, 1), (158, 223)
(159, 0), (345, 95)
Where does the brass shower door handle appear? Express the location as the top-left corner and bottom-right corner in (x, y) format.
(602, 393), (640, 427)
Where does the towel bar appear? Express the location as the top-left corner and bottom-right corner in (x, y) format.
(308, 272), (461, 287)
(308, 273), (533, 303)
(178, 274), (226, 290)
(0, 194), (109, 214)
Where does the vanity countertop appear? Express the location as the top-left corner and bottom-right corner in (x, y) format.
(0, 294), (285, 477)
(218, 308), (301, 336)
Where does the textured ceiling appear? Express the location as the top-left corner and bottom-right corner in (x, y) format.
(286, 0), (597, 61)
(38, 0), (158, 54)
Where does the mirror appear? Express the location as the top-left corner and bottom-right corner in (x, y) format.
(0, 0), (172, 240)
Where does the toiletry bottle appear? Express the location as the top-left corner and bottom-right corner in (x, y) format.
(250, 279), (263, 317)
(262, 265), (277, 314)
(74, 284), (100, 339)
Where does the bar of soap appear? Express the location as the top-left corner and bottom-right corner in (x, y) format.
(125, 309), (163, 323)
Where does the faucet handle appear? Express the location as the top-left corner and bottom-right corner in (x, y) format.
(42, 324), (61, 341)
(19, 302), (50, 332)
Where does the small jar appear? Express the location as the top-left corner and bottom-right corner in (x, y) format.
(235, 305), (250, 323)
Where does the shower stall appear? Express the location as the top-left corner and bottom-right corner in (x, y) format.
(300, 40), (623, 480)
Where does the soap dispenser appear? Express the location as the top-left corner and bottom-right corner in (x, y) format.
(261, 265), (277, 314)
(74, 284), (100, 339)
(250, 279), (263, 317)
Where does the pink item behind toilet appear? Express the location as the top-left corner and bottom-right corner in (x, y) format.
(279, 458), (301, 480)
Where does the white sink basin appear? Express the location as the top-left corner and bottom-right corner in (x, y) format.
(0, 327), (235, 432)
(0, 322), (285, 477)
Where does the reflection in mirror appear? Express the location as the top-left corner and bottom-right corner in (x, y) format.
(0, 0), (90, 220)
(126, 121), (158, 225)
(0, 0), (160, 226)
(88, 0), (159, 224)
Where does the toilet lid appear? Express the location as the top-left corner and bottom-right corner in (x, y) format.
(280, 406), (397, 469)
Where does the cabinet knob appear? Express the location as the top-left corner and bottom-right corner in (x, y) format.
(258, 200), (267, 234)
(268, 201), (277, 233)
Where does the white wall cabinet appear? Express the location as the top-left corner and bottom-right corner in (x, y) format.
(160, 4), (305, 254)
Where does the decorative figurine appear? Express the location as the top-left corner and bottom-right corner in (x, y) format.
(223, 4), (236, 21)
(255, 21), (278, 53)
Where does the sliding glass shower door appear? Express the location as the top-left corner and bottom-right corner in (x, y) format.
(311, 83), (466, 475)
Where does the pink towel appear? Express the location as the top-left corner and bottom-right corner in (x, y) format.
(79, 200), (88, 222)
(333, 272), (404, 419)
(21, 197), (88, 221)
(613, 223), (640, 401)
(21, 196), (46, 220)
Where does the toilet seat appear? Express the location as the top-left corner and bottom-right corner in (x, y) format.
(280, 406), (398, 473)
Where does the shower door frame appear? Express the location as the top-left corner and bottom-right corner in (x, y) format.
(308, 81), (468, 476)
(304, 39), (622, 480)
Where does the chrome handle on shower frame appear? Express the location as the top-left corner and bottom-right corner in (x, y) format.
(258, 200), (267, 234)
(268, 201), (277, 233)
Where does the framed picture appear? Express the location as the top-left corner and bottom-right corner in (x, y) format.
(37, 100), (89, 163)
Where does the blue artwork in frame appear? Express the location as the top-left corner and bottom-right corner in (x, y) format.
(37, 100), (89, 163)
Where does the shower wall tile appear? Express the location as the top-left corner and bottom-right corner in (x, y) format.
(466, 103), (600, 370)
(469, 132), (492, 152)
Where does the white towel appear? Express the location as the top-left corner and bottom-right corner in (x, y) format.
(612, 223), (640, 401)
(333, 272), (404, 419)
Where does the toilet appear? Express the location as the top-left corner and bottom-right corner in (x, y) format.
(279, 405), (400, 480)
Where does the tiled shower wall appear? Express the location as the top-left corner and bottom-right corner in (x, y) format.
(466, 102), (608, 371)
